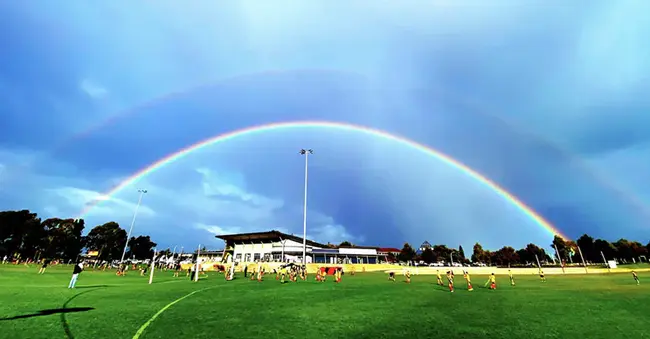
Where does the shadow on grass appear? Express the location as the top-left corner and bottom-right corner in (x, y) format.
(0, 307), (94, 321)
(60, 287), (104, 339)
(74, 285), (111, 289)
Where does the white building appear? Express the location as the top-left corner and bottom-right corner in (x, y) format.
(216, 230), (385, 264)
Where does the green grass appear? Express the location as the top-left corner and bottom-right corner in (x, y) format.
(0, 264), (648, 339)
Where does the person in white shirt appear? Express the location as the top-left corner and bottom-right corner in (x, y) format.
(68, 262), (84, 288)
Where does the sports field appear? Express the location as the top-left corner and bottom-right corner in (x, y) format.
(0, 264), (648, 339)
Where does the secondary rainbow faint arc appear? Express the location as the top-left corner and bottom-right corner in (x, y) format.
(79, 120), (568, 240)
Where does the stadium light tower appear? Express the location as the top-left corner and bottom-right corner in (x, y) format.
(120, 189), (148, 264)
(299, 149), (313, 265)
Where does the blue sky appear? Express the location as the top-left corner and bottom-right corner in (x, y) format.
(1, 1), (649, 252)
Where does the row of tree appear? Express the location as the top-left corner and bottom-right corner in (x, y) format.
(360, 234), (650, 267)
(3, 209), (649, 266)
(0, 210), (159, 262)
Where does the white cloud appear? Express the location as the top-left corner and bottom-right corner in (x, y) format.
(0, 150), (359, 248)
(306, 210), (364, 245)
(194, 223), (242, 236)
(47, 187), (156, 219)
(79, 79), (108, 99)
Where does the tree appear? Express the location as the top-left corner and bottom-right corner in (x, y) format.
(85, 222), (127, 261)
(576, 234), (596, 262)
(518, 243), (546, 266)
(494, 246), (519, 266)
(41, 218), (85, 261)
(431, 244), (450, 262)
(398, 243), (416, 263)
(339, 241), (353, 247)
(126, 235), (157, 260)
(0, 210), (42, 257)
(630, 241), (648, 259)
(458, 245), (466, 262)
(613, 239), (633, 262)
(594, 239), (617, 262)
(421, 247), (435, 264)
(552, 235), (568, 260)
(471, 242), (486, 263)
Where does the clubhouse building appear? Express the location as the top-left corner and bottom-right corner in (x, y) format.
(216, 230), (387, 264)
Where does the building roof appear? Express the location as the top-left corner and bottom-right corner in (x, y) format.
(200, 250), (224, 255)
(216, 230), (329, 249)
(338, 245), (379, 250)
(311, 249), (340, 254)
(378, 247), (401, 253)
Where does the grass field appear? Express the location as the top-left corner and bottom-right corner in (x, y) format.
(0, 264), (648, 339)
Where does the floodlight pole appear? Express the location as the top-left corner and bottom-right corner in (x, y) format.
(120, 189), (147, 264)
(148, 248), (156, 284)
(299, 149), (313, 265)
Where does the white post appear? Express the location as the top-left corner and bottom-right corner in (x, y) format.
(280, 239), (286, 263)
(194, 244), (201, 282)
(576, 245), (588, 273)
(148, 248), (156, 284)
(601, 251), (611, 272)
(534, 254), (541, 268)
(450, 253), (454, 266)
(120, 189), (147, 264)
(554, 244), (565, 274)
(171, 246), (177, 261)
(300, 149), (312, 265)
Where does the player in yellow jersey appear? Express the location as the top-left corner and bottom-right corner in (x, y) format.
(257, 267), (264, 282)
(539, 268), (546, 282)
(485, 273), (496, 289)
(463, 271), (474, 291)
(508, 269), (515, 286)
(321, 267), (327, 282)
(446, 271), (454, 292)
(335, 267), (342, 283)
(436, 270), (444, 286)
(250, 267), (257, 281)
(405, 270), (411, 283)
(632, 271), (639, 285)
(315, 266), (322, 281)
(280, 267), (287, 283)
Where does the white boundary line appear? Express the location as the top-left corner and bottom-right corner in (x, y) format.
(132, 286), (219, 339)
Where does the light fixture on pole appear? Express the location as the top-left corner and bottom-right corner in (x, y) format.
(120, 189), (148, 264)
(299, 149), (313, 265)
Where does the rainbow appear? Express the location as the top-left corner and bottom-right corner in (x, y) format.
(78, 120), (567, 239)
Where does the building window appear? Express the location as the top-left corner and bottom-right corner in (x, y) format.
(254, 253), (261, 262)
(244, 253), (251, 262)
(263, 254), (271, 262)
(272, 253), (282, 261)
(235, 254), (242, 262)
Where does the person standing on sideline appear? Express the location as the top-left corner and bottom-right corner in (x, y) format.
(68, 262), (84, 288)
(38, 259), (51, 274)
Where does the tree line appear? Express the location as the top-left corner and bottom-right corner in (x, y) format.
(0, 210), (162, 262)
(347, 234), (650, 267)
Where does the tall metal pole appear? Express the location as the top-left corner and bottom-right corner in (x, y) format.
(576, 245), (588, 273)
(299, 149), (313, 265)
(195, 244), (201, 282)
(601, 251), (611, 272)
(120, 189), (147, 264)
(148, 248), (156, 284)
(554, 244), (565, 274)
